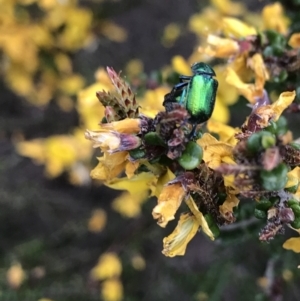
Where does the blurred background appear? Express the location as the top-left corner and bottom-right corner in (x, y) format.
(1, 0), (300, 300)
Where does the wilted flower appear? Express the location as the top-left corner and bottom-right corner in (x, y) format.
(152, 183), (186, 227)
(162, 213), (200, 257)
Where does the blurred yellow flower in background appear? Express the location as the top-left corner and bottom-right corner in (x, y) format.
(88, 209), (107, 233)
(91, 253), (122, 280)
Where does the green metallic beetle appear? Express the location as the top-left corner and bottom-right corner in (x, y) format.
(163, 62), (218, 126)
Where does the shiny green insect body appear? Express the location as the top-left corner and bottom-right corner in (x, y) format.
(164, 62), (218, 125)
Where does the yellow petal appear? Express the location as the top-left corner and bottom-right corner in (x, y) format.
(283, 237), (300, 253)
(184, 196), (215, 240)
(201, 35), (239, 58)
(90, 152), (127, 181)
(6, 263), (26, 289)
(214, 65), (239, 106)
(107, 172), (157, 195)
(207, 119), (238, 145)
(162, 24), (181, 47)
(171, 55), (192, 75)
(270, 91), (296, 121)
(288, 33), (300, 49)
(197, 133), (233, 169)
(153, 168), (176, 198)
(152, 183), (186, 227)
(211, 96), (230, 124)
(125, 59), (144, 77)
(247, 53), (269, 91)
(226, 68), (260, 103)
(222, 18), (257, 38)
(188, 8), (222, 36)
(139, 87), (168, 118)
(16, 139), (45, 164)
(286, 167), (300, 189)
(125, 160), (140, 179)
(254, 90), (296, 128)
(101, 21), (128, 43)
(131, 254), (146, 270)
(162, 213), (200, 257)
(111, 191), (147, 218)
(54, 53), (72, 73)
(210, 0), (245, 16)
(262, 3), (289, 35)
(91, 253), (122, 280)
(219, 193), (239, 223)
(100, 118), (141, 134)
(85, 130), (121, 151)
(101, 279), (123, 301)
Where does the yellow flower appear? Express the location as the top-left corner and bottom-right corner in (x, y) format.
(262, 2), (290, 35)
(219, 193), (240, 223)
(91, 253), (122, 280)
(131, 254), (146, 270)
(58, 73), (85, 95)
(162, 213), (200, 257)
(153, 168), (176, 198)
(162, 23), (182, 48)
(111, 191), (148, 218)
(247, 53), (270, 92)
(101, 21), (128, 43)
(77, 73), (112, 130)
(57, 7), (93, 50)
(226, 53), (269, 103)
(184, 196), (215, 240)
(207, 119), (238, 145)
(152, 183), (186, 227)
(88, 209), (107, 233)
(283, 237), (300, 253)
(16, 130), (93, 179)
(108, 172), (158, 215)
(288, 33), (300, 49)
(126, 58), (144, 74)
(211, 96), (230, 124)
(254, 91), (296, 128)
(100, 118), (142, 134)
(90, 152), (128, 182)
(107, 172), (158, 195)
(222, 17), (257, 38)
(101, 279), (123, 301)
(286, 167), (300, 191)
(139, 87), (168, 118)
(197, 133), (234, 169)
(214, 65), (239, 106)
(225, 67), (264, 104)
(210, 0), (245, 16)
(188, 8), (222, 37)
(201, 35), (239, 58)
(6, 262), (26, 289)
(171, 55), (192, 76)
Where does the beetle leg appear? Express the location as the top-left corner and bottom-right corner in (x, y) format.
(179, 75), (192, 82)
(188, 123), (199, 139)
(163, 82), (188, 105)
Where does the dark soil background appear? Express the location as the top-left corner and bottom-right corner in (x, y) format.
(1, 0), (300, 301)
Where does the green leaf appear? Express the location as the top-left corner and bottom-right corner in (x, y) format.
(260, 163), (288, 191)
